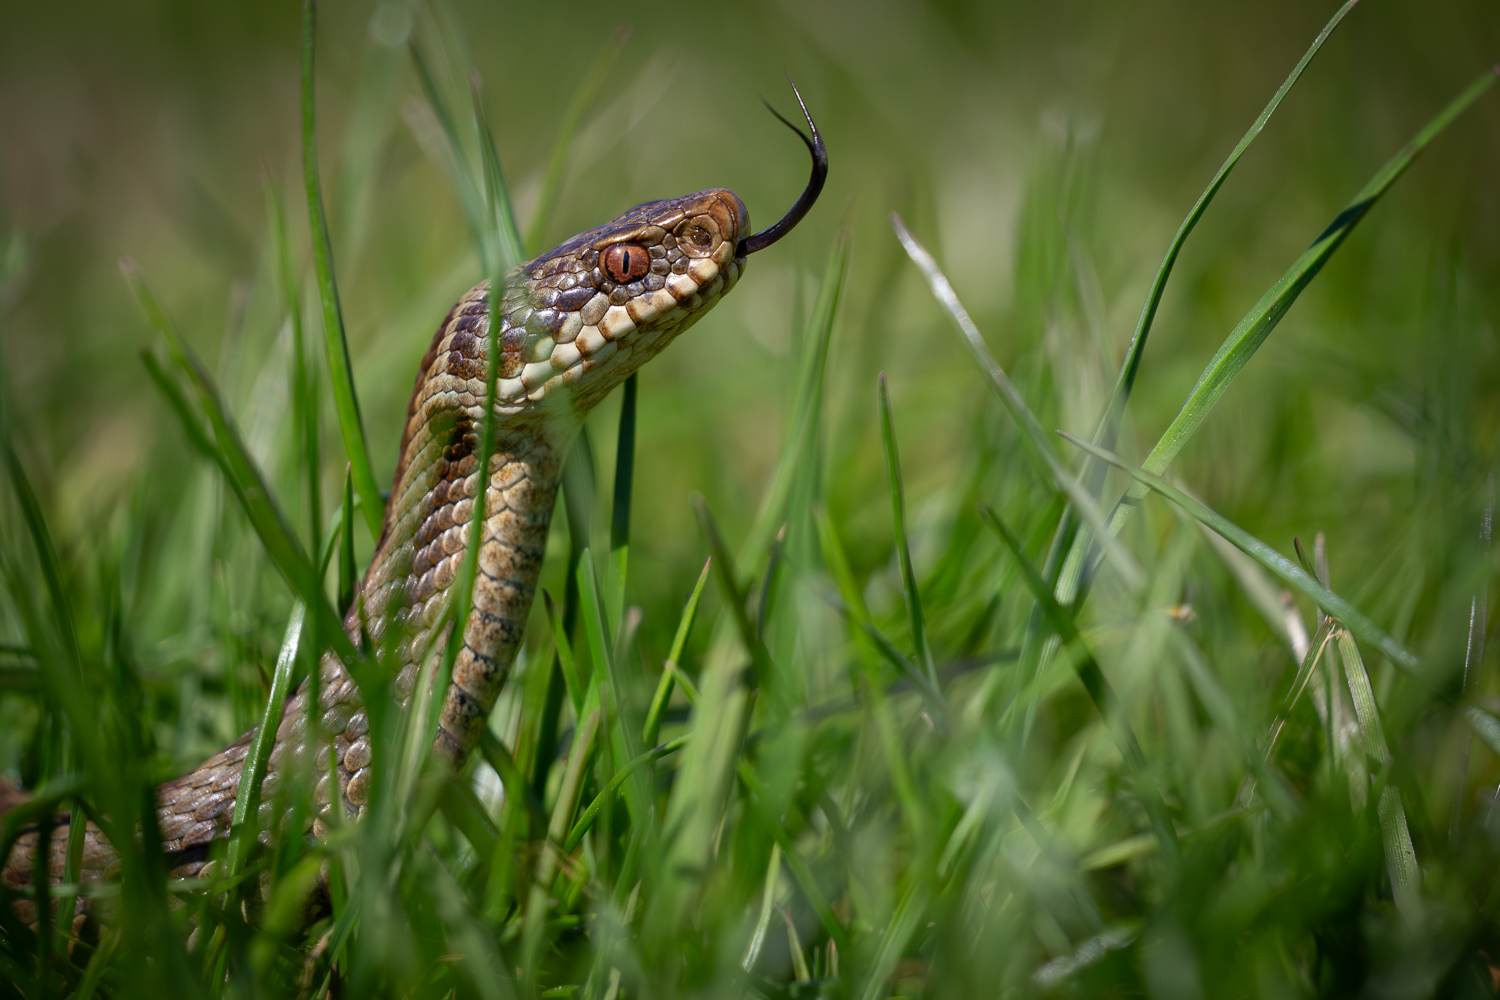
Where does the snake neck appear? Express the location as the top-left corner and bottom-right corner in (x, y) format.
(363, 424), (565, 763)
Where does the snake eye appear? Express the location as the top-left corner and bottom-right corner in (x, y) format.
(602, 243), (650, 284)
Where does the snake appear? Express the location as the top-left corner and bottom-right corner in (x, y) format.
(2, 88), (826, 926)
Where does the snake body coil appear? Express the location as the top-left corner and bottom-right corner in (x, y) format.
(3, 89), (825, 924)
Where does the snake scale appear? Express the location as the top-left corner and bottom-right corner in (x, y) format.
(2, 89), (825, 926)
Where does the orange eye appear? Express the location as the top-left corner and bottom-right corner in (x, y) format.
(602, 243), (650, 284)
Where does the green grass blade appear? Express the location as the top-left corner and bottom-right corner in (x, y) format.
(0, 442), (81, 683)
(1259, 617), (1338, 763)
(642, 557), (710, 748)
(477, 728), (544, 825)
(741, 843), (781, 972)
(877, 373), (936, 685)
(738, 232), (849, 577)
(563, 735), (687, 853)
(980, 504), (1179, 859)
(891, 214), (1145, 593)
(470, 78), (524, 275)
(608, 373), (637, 630)
(738, 762), (849, 955)
(813, 510), (929, 842)
(1100, 0), (1359, 425)
(126, 263), (355, 663)
(1143, 69), (1498, 479)
(1377, 785), (1422, 925)
(1336, 629), (1391, 765)
(1468, 708), (1500, 759)
(226, 602), (304, 879)
(576, 550), (619, 733)
(438, 776), (500, 858)
(1059, 432), (1419, 673)
(337, 468), (356, 614)
(691, 493), (771, 685)
(523, 25), (629, 255)
(530, 435), (596, 806)
(264, 172), (321, 556)
(302, 0), (382, 540)
(1335, 628), (1418, 920)
(435, 152), (510, 753)
(521, 688), (600, 991)
(819, 590), (946, 716)
(647, 643), (748, 948)
(542, 590), (583, 715)
(407, 38), (490, 273)
(856, 876), (930, 1000)
(577, 549), (651, 831)
(32, 805), (51, 998)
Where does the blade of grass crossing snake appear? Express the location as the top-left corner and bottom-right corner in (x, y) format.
(524, 26), (630, 256)
(264, 173), (321, 558)
(301, 0), (382, 540)
(226, 604), (304, 880)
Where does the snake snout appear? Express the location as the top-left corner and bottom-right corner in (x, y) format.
(708, 189), (750, 253)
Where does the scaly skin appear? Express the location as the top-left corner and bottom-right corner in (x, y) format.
(3, 188), (751, 917)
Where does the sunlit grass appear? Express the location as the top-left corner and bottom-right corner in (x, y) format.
(3, 1), (1500, 997)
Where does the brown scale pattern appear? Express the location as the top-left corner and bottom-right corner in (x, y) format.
(4, 186), (749, 912)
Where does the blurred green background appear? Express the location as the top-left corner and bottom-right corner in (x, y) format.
(3, 2), (1500, 992)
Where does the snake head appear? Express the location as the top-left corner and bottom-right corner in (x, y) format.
(485, 187), (750, 415)
(405, 83), (822, 434)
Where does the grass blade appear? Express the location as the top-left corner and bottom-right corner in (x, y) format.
(542, 590), (583, 715)
(470, 77), (524, 275)
(741, 844), (782, 972)
(563, 735), (687, 853)
(302, 0), (382, 540)
(127, 263), (355, 664)
(1467, 707), (1500, 760)
(877, 373), (936, 685)
(1058, 433), (1419, 673)
(738, 763), (849, 955)
(891, 214), (1144, 593)
(1336, 629), (1391, 765)
(407, 38), (490, 273)
(51, 799), (86, 939)
(433, 119), (511, 758)
(226, 602), (304, 879)
(523, 26), (630, 255)
(264, 172), (321, 556)
(642, 557), (710, 748)
(1099, 0), (1360, 428)
(738, 232), (849, 577)
(337, 468), (356, 614)
(814, 507), (927, 837)
(980, 504), (1179, 859)
(691, 494), (772, 686)
(1100, 69), (1500, 546)
(857, 876), (930, 1000)
(1339, 625), (1422, 923)
(1378, 785), (1422, 924)
(608, 374), (637, 630)
(1260, 617), (1339, 764)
